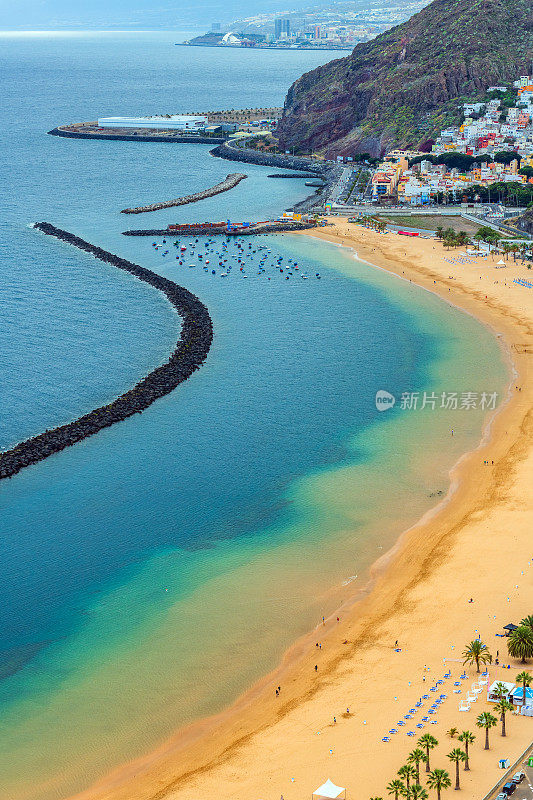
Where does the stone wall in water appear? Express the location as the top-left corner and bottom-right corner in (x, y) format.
(0, 223), (213, 480)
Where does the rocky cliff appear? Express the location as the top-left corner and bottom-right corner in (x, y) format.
(277, 0), (533, 157)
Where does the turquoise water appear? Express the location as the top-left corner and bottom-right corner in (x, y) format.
(0, 31), (508, 800)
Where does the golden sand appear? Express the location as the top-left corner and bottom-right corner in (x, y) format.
(72, 219), (533, 800)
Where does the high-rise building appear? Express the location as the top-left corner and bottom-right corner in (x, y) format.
(274, 18), (290, 39)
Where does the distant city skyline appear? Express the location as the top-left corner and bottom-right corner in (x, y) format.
(0, 0), (313, 30)
(0, 0), (428, 30)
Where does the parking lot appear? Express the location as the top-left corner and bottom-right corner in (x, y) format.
(486, 745), (533, 800)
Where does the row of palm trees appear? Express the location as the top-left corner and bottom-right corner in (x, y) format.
(462, 618), (533, 671)
(360, 216), (387, 233)
(434, 226), (533, 267)
(374, 712), (504, 800)
(371, 632), (533, 800)
(435, 227), (471, 249)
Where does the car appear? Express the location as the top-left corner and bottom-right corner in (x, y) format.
(496, 793), (507, 800)
(502, 782), (517, 795)
(511, 773), (525, 784)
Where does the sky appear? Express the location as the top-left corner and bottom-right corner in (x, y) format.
(0, 0), (314, 29)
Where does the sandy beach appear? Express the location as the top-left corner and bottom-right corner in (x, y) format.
(71, 218), (533, 800)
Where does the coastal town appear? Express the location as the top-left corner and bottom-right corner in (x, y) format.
(365, 75), (533, 207)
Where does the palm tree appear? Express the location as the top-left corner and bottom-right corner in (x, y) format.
(521, 615), (533, 632)
(515, 670), (532, 706)
(508, 625), (533, 663)
(435, 226), (445, 240)
(398, 765), (417, 793)
(447, 728), (458, 739)
(457, 731), (475, 770)
(408, 749), (428, 784)
(418, 733), (438, 772)
(447, 749), (466, 790)
(427, 769), (452, 800)
(462, 639), (492, 672)
(387, 780), (406, 800)
(494, 697), (514, 736)
(476, 711), (497, 749)
(410, 786), (428, 800)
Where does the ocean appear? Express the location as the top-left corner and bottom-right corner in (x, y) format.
(0, 30), (508, 800)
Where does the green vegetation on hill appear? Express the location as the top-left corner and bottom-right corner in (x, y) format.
(277, 0), (533, 157)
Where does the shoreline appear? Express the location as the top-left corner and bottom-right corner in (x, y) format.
(68, 220), (533, 800)
(0, 223), (213, 480)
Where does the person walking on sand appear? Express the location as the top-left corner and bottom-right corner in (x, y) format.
(315, 664), (318, 672)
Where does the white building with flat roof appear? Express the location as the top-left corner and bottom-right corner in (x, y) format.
(97, 115), (208, 131)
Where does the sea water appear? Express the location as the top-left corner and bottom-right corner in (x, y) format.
(0, 31), (508, 800)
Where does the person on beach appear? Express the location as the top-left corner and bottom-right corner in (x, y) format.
(315, 665), (318, 672)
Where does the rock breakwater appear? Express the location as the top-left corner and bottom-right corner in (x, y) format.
(0, 223), (213, 480)
(122, 220), (317, 236)
(121, 173), (247, 214)
(210, 141), (328, 174)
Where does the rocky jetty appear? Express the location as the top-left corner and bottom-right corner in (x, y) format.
(210, 141), (329, 175)
(267, 173), (320, 179)
(0, 223), (213, 481)
(121, 173), (247, 214)
(122, 220), (317, 236)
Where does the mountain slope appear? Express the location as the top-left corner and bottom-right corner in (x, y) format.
(277, 0), (533, 156)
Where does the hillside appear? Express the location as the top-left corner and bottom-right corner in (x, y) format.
(277, 0), (533, 156)
(516, 208), (533, 235)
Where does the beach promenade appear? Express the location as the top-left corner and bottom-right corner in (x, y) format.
(70, 221), (533, 800)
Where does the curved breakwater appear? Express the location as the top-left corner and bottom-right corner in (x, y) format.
(0, 223), (213, 480)
(120, 173), (248, 214)
(48, 127), (225, 144)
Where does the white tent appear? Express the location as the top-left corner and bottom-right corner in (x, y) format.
(312, 780), (347, 800)
(495, 260), (507, 268)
